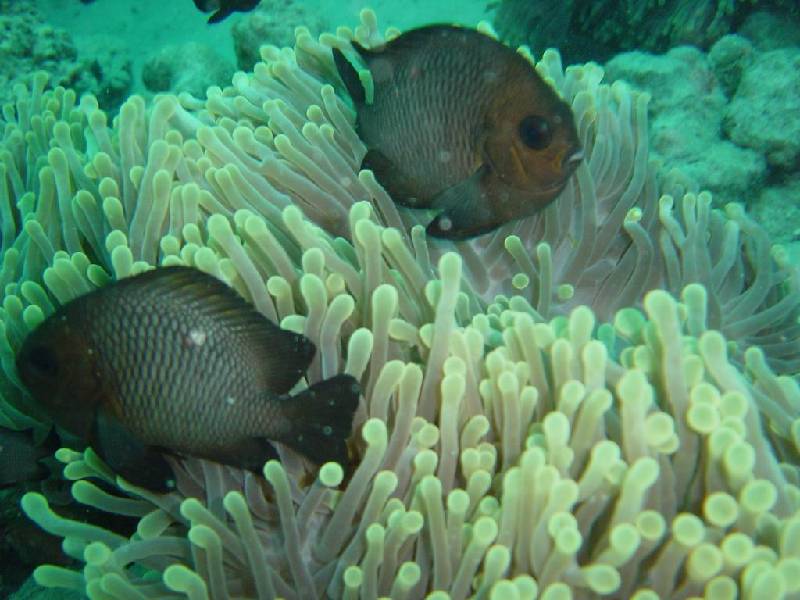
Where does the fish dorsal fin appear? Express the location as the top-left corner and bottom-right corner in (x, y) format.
(115, 267), (315, 394)
(376, 24), (475, 56)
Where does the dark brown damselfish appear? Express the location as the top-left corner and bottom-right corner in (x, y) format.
(16, 266), (359, 491)
(333, 24), (583, 239)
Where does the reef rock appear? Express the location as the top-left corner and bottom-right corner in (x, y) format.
(0, 0), (131, 111)
(606, 45), (766, 206)
(232, 0), (326, 71)
(724, 47), (800, 170)
(141, 42), (234, 99)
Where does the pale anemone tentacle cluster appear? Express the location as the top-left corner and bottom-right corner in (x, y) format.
(0, 8), (798, 600)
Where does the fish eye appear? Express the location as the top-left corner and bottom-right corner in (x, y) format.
(26, 345), (59, 378)
(518, 115), (553, 150)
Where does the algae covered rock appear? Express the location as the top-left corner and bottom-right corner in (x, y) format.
(606, 46), (766, 205)
(724, 47), (800, 170)
(231, 0), (326, 71)
(141, 41), (235, 99)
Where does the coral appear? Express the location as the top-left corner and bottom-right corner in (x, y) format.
(0, 0), (132, 112)
(491, 0), (799, 64)
(604, 46), (766, 208)
(708, 35), (755, 98)
(1, 9), (799, 599)
(749, 174), (800, 244)
(738, 9), (800, 50)
(723, 47), (800, 170)
(232, 0), (327, 73)
(142, 42), (235, 101)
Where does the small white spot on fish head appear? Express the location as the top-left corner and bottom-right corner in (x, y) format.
(225, 396), (236, 406)
(188, 328), (207, 346)
(437, 150), (452, 163)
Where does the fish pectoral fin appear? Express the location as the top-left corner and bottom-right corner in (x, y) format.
(275, 374), (360, 468)
(93, 411), (175, 493)
(426, 165), (503, 239)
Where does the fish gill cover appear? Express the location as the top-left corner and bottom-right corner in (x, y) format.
(0, 8), (799, 600)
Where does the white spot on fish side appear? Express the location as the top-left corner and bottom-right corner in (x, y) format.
(225, 396), (236, 406)
(323, 426), (332, 436)
(438, 216), (453, 232)
(188, 328), (207, 346)
(437, 150), (452, 163)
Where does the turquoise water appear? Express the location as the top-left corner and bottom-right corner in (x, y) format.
(36, 0), (489, 94)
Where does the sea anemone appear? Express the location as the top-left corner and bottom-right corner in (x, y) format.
(2, 9), (799, 599)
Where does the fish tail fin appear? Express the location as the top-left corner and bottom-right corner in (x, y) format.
(332, 47), (367, 105)
(278, 374), (360, 467)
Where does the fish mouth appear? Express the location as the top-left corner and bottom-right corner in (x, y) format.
(532, 149), (584, 195)
(498, 145), (584, 193)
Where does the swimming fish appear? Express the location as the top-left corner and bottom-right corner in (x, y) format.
(192, 0), (260, 24)
(333, 25), (583, 239)
(16, 266), (360, 492)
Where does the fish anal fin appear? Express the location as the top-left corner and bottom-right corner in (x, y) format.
(276, 374), (360, 468)
(93, 411), (175, 493)
(211, 438), (279, 473)
(426, 165), (503, 239)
